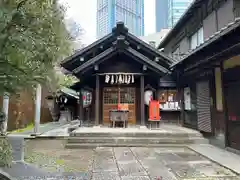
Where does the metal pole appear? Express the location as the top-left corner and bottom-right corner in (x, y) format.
(34, 84), (42, 134)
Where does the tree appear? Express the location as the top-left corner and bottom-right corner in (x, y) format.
(0, 0), (75, 94)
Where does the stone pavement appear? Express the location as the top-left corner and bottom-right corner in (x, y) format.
(22, 140), (240, 180)
(90, 147), (240, 180)
(2, 124), (240, 180)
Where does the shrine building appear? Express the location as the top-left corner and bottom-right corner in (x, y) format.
(60, 22), (180, 127)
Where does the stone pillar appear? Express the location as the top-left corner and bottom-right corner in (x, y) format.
(2, 92), (9, 133)
(140, 75), (145, 126)
(34, 84), (42, 135)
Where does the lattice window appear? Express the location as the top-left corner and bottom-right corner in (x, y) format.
(103, 88), (118, 104)
(103, 87), (135, 104)
(120, 88), (135, 104)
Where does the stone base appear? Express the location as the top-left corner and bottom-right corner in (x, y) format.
(66, 125), (208, 148)
(139, 126), (147, 129)
(93, 126), (101, 128)
(30, 133), (41, 136)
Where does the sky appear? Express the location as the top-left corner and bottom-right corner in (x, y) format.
(60, 0), (156, 45)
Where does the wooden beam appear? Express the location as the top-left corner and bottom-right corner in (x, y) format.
(95, 74), (100, 125)
(127, 33), (173, 65)
(184, 42), (240, 73)
(60, 33), (113, 66)
(78, 90), (84, 120)
(73, 47), (116, 74)
(126, 47), (170, 74)
(140, 75), (145, 126)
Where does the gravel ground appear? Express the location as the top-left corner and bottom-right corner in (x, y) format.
(24, 139), (94, 173)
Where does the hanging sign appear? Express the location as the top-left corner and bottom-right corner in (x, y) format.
(105, 73), (135, 84)
(149, 100), (160, 121)
(184, 87), (191, 110)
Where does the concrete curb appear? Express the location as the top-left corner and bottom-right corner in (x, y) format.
(187, 145), (240, 175)
(0, 169), (17, 180)
(7, 120), (80, 138)
(32, 136), (68, 140)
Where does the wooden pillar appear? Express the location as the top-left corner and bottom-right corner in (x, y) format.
(180, 88), (185, 126)
(95, 74), (100, 125)
(140, 75), (145, 126)
(78, 90), (84, 120)
(220, 62), (228, 147)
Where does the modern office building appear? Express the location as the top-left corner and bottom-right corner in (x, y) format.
(155, 0), (169, 32)
(168, 0), (193, 28)
(156, 0), (193, 32)
(97, 0), (144, 39)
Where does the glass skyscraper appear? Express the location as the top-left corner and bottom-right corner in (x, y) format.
(97, 0), (144, 39)
(155, 0), (168, 32)
(155, 0), (193, 32)
(168, 0), (192, 28)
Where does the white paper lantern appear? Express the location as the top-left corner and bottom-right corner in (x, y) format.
(144, 90), (153, 105)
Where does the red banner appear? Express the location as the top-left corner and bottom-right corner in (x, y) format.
(149, 100), (160, 121)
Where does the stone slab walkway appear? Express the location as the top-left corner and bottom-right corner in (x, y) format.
(188, 144), (240, 174)
(23, 140), (240, 180)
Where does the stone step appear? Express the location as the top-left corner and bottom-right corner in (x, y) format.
(70, 132), (203, 138)
(65, 142), (206, 149)
(67, 137), (206, 143)
(65, 137), (209, 149)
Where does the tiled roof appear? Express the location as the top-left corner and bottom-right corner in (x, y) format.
(170, 17), (240, 68)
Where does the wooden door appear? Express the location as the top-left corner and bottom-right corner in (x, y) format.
(225, 81), (240, 151)
(103, 87), (136, 125)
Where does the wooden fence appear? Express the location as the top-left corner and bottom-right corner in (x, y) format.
(0, 86), (53, 131)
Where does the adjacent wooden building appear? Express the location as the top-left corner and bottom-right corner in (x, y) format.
(158, 0), (240, 152)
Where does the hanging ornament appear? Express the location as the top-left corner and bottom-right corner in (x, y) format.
(111, 75), (114, 84)
(127, 75), (131, 84)
(124, 75), (128, 84)
(115, 74), (118, 83)
(119, 74), (123, 84)
(105, 74), (110, 83)
(131, 74), (134, 83)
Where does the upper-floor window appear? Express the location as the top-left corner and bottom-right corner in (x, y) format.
(190, 27), (204, 50)
(172, 46), (180, 61)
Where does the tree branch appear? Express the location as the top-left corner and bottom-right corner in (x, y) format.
(0, 0), (30, 51)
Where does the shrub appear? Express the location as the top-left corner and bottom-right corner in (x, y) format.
(0, 137), (13, 167)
